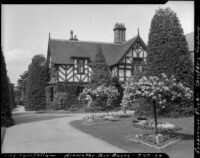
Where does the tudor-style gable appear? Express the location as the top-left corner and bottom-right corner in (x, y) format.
(113, 36), (147, 81)
(47, 24), (147, 85)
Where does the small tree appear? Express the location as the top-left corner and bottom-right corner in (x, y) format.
(90, 46), (112, 88)
(1, 48), (14, 127)
(146, 7), (193, 89)
(121, 73), (193, 133)
(26, 55), (49, 111)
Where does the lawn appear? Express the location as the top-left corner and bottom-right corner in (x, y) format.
(71, 115), (194, 158)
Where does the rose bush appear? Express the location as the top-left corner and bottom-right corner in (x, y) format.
(121, 73), (193, 114)
(78, 85), (120, 117)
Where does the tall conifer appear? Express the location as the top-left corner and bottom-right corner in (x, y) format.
(1, 48), (14, 126)
(26, 55), (49, 111)
(17, 71), (28, 105)
(146, 8), (193, 88)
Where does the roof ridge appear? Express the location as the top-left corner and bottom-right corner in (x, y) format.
(50, 36), (137, 45)
(50, 38), (122, 45)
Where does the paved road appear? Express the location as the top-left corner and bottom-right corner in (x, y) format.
(2, 107), (126, 153)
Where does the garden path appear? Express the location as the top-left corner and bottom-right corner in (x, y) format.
(2, 106), (127, 153)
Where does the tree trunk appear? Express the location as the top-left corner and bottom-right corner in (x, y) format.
(124, 108), (127, 114)
(92, 107), (95, 120)
(153, 99), (158, 133)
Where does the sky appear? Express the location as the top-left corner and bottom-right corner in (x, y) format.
(1, 1), (194, 85)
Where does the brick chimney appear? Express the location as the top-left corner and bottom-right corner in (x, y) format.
(69, 30), (78, 41)
(70, 30), (73, 40)
(113, 23), (126, 43)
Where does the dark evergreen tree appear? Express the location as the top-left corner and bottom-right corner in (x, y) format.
(26, 55), (49, 111)
(90, 46), (112, 87)
(8, 81), (17, 109)
(17, 71), (28, 105)
(146, 7), (193, 88)
(1, 48), (14, 127)
(15, 88), (22, 105)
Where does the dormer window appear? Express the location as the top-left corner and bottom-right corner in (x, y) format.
(72, 57), (89, 75)
(77, 59), (85, 74)
(132, 58), (143, 74)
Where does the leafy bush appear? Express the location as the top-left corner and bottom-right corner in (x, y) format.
(47, 84), (80, 110)
(60, 85), (79, 110)
(163, 99), (193, 117)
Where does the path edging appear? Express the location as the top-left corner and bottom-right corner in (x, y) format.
(1, 127), (6, 148)
(128, 137), (180, 150)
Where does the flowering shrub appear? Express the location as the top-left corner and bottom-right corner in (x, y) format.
(121, 73), (193, 114)
(132, 120), (181, 132)
(79, 85), (120, 112)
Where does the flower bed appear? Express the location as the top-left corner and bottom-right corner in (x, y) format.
(82, 114), (120, 125)
(84, 114), (120, 120)
(117, 113), (132, 118)
(108, 112), (133, 118)
(84, 114), (107, 120)
(84, 111), (133, 120)
(131, 133), (181, 149)
(36, 110), (70, 114)
(132, 120), (181, 132)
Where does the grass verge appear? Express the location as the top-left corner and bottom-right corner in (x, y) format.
(71, 116), (194, 158)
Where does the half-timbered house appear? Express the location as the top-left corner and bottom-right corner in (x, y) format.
(45, 23), (148, 108)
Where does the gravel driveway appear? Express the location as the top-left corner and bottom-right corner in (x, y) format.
(2, 106), (126, 153)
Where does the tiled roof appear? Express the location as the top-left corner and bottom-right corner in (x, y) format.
(48, 35), (144, 66)
(185, 32), (194, 52)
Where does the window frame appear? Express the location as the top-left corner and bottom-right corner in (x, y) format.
(77, 59), (85, 74)
(132, 57), (143, 74)
(72, 57), (89, 75)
